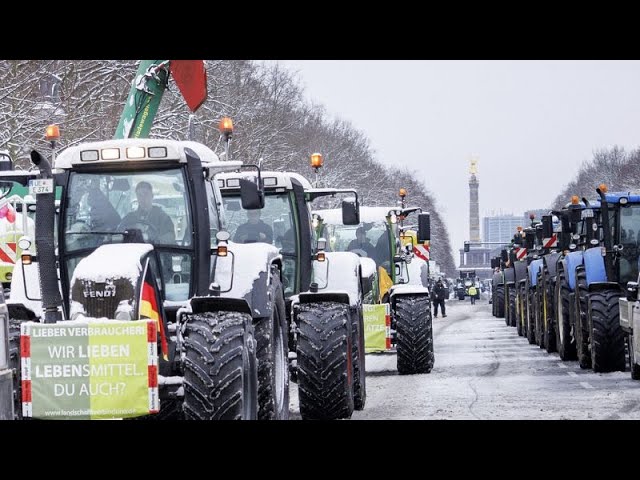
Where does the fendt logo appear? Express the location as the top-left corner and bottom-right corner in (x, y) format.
(82, 279), (117, 299)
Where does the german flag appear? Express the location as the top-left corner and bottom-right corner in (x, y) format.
(139, 267), (169, 361)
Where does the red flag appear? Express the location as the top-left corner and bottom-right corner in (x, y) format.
(170, 60), (207, 112)
(139, 268), (169, 361)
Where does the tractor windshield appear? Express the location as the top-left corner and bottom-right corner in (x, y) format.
(321, 221), (391, 273)
(618, 204), (640, 284)
(222, 193), (298, 295)
(63, 168), (194, 300)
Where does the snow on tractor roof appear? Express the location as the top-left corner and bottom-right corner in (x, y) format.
(54, 139), (240, 171)
(315, 206), (394, 225)
(217, 171), (313, 191)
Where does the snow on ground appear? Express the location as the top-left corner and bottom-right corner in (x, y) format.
(289, 296), (640, 419)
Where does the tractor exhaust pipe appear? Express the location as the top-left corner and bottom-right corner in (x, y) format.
(30, 150), (62, 323)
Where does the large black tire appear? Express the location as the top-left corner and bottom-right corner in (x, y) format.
(296, 302), (354, 420)
(544, 279), (557, 353)
(352, 306), (366, 410)
(495, 285), (505, 318)
(509, 287), (519, 331)
(527, 287), (536, 345)
(588, 290), (626, 373)
(628, 333), (640, 380)
(255, 273), (290, 420)
(535, 273), (545, 349)
(395, 294), (434, 375)
(183, 311), (258, 420)
(8, 319), (22, 420)
(515, 289), (524, 336)
(575, 271), (591, 369)
(555, 270), (577, 360)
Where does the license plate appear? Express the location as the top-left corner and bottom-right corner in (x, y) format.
(28, 179), (54, 194)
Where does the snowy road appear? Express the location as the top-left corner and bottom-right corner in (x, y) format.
(289, 298), (640, 419)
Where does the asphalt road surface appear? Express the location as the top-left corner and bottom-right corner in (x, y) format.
(289, 297), (640, 419)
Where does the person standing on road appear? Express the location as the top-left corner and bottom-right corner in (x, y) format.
(468, 284), (478, 305)
(433, 278), (447, 317)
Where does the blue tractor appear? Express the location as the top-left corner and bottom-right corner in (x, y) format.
(552, 196), (597, 361)
(572, 186), (638, 372)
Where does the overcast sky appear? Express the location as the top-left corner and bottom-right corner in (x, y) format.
(271, 60), (640, 267)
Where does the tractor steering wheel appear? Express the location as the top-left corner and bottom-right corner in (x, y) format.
(118, 219), (160, 243)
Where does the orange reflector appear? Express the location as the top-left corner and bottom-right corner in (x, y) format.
(316, 252), (326, 262)
(217, 245), (228, 257)
(598, 183), (608, 193)
(21, 253), (32, 265)
(310, 153), (323, 169)
(516, 226), (523, 232)
(45, 124), (60, 141)
(219, 117), (233, 134)
(399, 188), (407, 198)
(571, 195), (579, 205)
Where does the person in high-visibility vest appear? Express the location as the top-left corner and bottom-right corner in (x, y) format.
(468, 285), (477, 305)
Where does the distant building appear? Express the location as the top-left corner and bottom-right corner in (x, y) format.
(483, 215), (523, 244)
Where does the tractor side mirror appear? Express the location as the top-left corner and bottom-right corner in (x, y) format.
(418, 213), (430, 242)
(341, 197), (360, 225)
(501, 249), (508, 262)
(542, 215), (553, 238)
(490, 258), (498, 269)
(239, 177), (264, 210)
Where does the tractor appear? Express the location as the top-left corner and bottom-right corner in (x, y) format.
(2, 138), (290, 420)
(314, 189), (433, 375)
(217, 164), (367, 419)
(570, 186), (637, 372)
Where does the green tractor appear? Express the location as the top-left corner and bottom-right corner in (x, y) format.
(314, 189), (434, 375)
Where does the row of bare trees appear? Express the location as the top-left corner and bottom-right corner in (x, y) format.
(552, 146), (639, 209)
(0, 60), (456, 277)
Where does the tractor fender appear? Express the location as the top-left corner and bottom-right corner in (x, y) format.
(544, 252), (561, 278)
(388, 284), (430, 311)
(308, 251), (362, 308)
(215, 241), (282, 319)
(583, 246), (607, 286)
(298, 291), (351, 306)
(492, 271), (504, 287)
(504, 267), (515, 285)
(514, 261), (528, 284)
(587, 282), (622, 293)
(564, 251), (584, 292)
(528, 259), (544, 288)
(190, 295), (252, 315)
